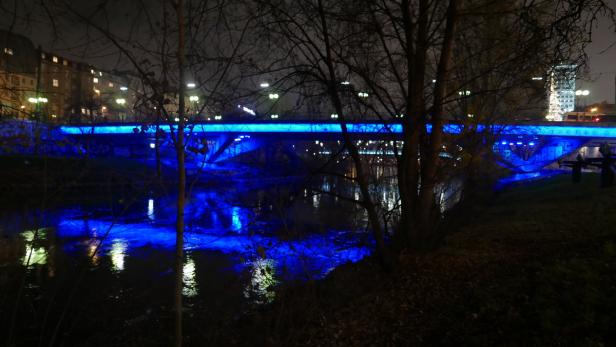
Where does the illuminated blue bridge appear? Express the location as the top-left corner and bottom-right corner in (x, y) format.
(36, 121), (616, 172)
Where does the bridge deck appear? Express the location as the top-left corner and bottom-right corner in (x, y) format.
(59, 122), (616, 139)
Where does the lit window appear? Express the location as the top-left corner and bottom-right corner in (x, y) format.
(93, 78), (99, 83)
(108, 82), (114, 87)
(52, 56), (58, 63)
(4, 48), (13, 55)
(52, 79), (59, 87)
(63, 60), (68, 66)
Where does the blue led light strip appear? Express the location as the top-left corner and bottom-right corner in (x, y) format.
(59, 122), (616, 139)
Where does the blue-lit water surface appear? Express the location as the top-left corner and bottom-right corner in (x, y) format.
(1, 177), (374, 312)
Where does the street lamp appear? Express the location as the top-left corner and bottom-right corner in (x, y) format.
(116, 98), (126, 122)
(189, 95), (199, 102)
(187, 82), (196, 88)
(259, 82), (270, 88)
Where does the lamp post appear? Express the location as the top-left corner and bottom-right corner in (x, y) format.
(188, 95), (199, 120)
(28, 97), (48, 121)
(116, 98), (126, 122)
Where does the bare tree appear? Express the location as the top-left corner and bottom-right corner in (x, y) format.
(248, 0), (615, 256)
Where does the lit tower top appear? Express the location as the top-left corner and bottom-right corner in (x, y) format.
(546, 64), (576, 121)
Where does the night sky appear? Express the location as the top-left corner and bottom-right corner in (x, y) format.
(582, 13), (616, 104)
(2, 1), (616, 104)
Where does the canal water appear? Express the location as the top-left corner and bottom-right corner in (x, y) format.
(0, 174), (379, 345)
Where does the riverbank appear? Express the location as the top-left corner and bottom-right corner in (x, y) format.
(227, 174), (616, 346)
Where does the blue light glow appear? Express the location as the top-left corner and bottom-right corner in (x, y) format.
(60, 123), (402, 135)
(56, 218), (372, 278)
(60, 122), (616, 139)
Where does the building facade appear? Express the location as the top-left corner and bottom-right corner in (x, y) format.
(546, 64), (576, 121)
(0, 30), (136, 123)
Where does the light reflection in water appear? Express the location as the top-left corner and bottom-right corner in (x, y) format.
(231, 206), (242, 232)
(244, 258), (278, 305)
(57, 218), (372, 279)
(312, 193), (320, 208)
(109, 239), (128, 272)
(20, 229), (48, 267)
(147, 199), (155, 221)
(88, 239), (101, 266)
(183, 256), (198, 297)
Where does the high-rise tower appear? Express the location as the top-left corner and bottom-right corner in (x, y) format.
(546, 64), (576, 121)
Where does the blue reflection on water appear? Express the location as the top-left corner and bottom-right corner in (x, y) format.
(231, 206), (242, 232)
(57, 212), (371, 279)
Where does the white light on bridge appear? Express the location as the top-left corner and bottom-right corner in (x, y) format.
(260, 82), (270, 88)
(331, 114), (338, 119)
(187, 82), (196, 88)
(458, 90), (471, 96)
(341, 81), (351, 85)
(357, 92), (369, 98)
(189, 95), (199, 102)
(575, 89), (590, 96)
(149, 143), (156, 149)
(532, 77), (543, 81)
(115, 98), (126, 105)
(268, 93), (279, 100)
(242, 106), (256, 116)
(214, 115), (222, 120)
(120, 86), (128, 91)
(270, 114), (279, 119)
(28, 97), (38, 103)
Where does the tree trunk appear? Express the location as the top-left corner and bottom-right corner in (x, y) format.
(174, 0), (186, 345)
(416, 0), (459, 249)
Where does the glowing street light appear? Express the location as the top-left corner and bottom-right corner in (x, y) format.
(115, 98), (126, 105)
(268, 93), (279, 100)
(357, 92), (369, 98)
(590, 107), (598, 112)
(29, 97), (48, 103)
(187, 82), (196, 88)
(120, 86), (128, 91)
(189, 95), (199, 102)
(259, 82), (270, 88)
(575, 90), (590, 96)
